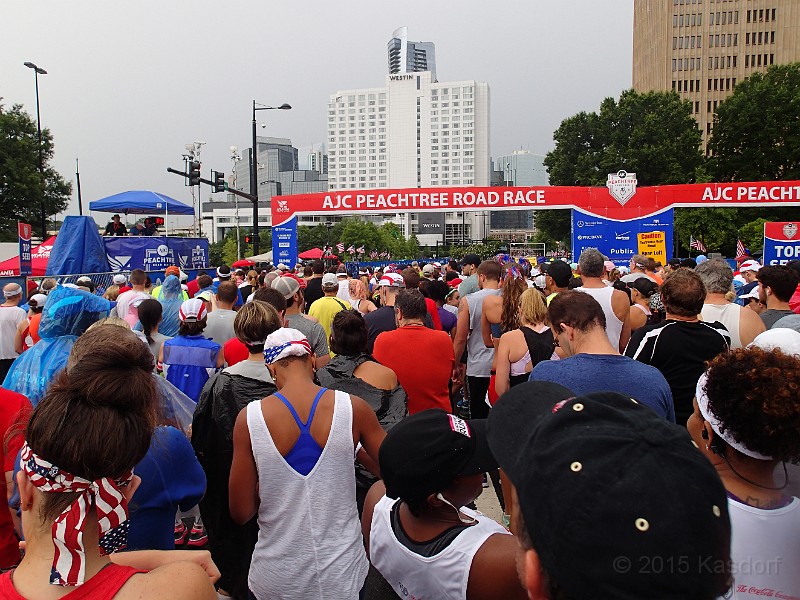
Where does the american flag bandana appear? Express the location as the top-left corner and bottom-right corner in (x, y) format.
(20, 442), (132, 587)
(263, 338), (312, 364)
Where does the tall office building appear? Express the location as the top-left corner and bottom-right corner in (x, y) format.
(633, 0), (800, 151)
(327, 70), (490, 246)
(490, 150), (549, 233)
(388, 27), (437, 81)
(201, 137), (328, 243)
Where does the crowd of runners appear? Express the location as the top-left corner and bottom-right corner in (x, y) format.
(0, 249), (798, 599)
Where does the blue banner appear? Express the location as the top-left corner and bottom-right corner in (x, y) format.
(17, 222), (32, 276)
(273, 217), (298, 267)
(763, 222), (800, 266)
(571, 209), (674, 266)
(103, 237), (209, 272)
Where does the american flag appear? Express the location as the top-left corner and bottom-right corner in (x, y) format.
(20, 442), (132, 586)
(336, 242), (345, 253)
(347, 245), (355, 254)
(690, 235), (706, 253)
(736, 238), (746, 258)
(357, 246), (365, 255)
(379, 251), (388, 258)
(370, 250), (378, 259)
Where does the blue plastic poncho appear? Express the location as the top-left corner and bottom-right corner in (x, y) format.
(155, 275), (182, 337)
(2, 286), (111, 406)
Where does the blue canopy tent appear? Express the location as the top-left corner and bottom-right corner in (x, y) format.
(89, 190), (195, 235)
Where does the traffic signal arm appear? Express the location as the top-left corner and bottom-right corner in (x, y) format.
(166, 167), (256, 202)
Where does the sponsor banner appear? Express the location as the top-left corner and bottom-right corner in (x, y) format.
(637, 231), (667, 266)
(17, 223), (32, 276)
(270, 181), (800, 226)
(272, 216), (298, 268)
(103, 237), (209, 272)
(571, 209), (674, 266)
(418, 212), (446, 236)
(763, 221), (800, 265)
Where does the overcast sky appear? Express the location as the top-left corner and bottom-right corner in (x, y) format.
(2, 0), (634, 226)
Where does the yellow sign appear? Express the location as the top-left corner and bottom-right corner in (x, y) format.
(637, 231), (667, 265)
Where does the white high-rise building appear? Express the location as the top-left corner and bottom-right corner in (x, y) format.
(327, 71), (490, 245)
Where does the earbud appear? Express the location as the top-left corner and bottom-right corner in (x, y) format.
(436, 493), (477, 525)
(701, 428), (709, 440)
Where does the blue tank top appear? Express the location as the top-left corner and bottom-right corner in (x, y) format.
(274, 388), (327, 476)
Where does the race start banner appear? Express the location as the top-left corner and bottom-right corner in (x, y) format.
(637, 231), (667, 265)
(272, 181), (800, 266)
(104, 237), (209, 272)
(763, 222), (800, 266)
(571, 209), (674, 266)
(17, 223), (32, 276)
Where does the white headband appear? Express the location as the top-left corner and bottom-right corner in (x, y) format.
(3, 285), (22, 298)
(696, 372), (772, 461)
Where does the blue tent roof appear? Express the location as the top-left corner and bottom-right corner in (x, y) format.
(46, 216), (111, 275)
(88, 190), (195, 216)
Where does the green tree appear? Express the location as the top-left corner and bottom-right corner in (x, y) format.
(531, 210), (572, 249)
(541, 90), (704, 251)
(544, 89), (704, 188)
(0, 102), (71, 240)
(710, 63), (800, 181)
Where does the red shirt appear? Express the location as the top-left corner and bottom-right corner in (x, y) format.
(0, 389), (31, 569)
(373, 325), (454, 414)
(117, 285), (132, 295)
(224, 338), (249, 367)
(0, 564), (145, 599)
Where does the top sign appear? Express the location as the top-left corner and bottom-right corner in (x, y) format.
(18, 222), (31, 276)
(763, 221), (800, 265)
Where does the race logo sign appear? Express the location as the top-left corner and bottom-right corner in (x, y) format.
(606, 171), (638, 207)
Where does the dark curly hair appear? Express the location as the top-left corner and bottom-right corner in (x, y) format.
(703, 347), (800, 463)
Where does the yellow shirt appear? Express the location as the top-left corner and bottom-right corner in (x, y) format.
(307, 295), (351, 354)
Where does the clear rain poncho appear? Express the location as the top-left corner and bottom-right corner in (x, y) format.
(155, 275), (182, 337)
(2, 285), (111, 405)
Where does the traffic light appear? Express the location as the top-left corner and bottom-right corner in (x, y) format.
(188, 161), (201, 186)
(244, 233), (253, 244)
(212, 170), (226, 193)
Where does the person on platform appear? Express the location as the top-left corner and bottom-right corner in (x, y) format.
(104, 213), (127, 236)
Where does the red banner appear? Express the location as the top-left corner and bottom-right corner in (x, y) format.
(271, 181), (800, 227)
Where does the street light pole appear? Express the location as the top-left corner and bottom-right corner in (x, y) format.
(24, 61), (47, 238)
(250, 101), (291, 256)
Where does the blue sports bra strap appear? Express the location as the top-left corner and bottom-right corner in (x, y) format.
(273, 392), (307, 430)
(306, 388), (328, 427)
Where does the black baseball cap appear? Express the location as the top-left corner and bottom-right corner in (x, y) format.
(487, 382), (731, 600)
(380, 409), (497, 500)
(460, 253), (481, 267)
(542, 260), (573, 288)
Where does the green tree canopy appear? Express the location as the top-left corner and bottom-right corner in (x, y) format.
(544, 89), (704, 187)
(0, 102), (71, 240)
(538, 89), (704, 250)
(710, 63), (800, 181)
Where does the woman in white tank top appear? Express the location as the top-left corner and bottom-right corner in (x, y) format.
(229, 327), (386, 600)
